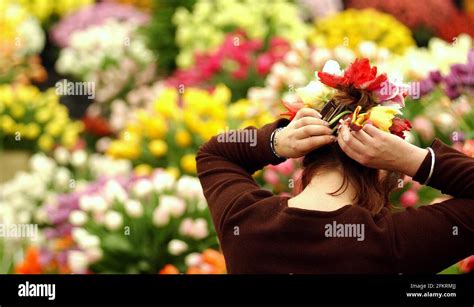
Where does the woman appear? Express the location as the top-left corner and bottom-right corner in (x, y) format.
(196, 61), (474, 274)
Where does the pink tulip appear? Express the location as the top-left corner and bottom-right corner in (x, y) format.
(276, 159), (294, 176)
(400, 190), (419, 208)
(256, 54), (274, 75)
(263, 170), (280, 186)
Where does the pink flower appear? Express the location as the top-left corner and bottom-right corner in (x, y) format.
(263, 170), (280, 186)
(412, 116), (435, 141)
(374, 80), (409, 107)
(256, 53), (274, 75)
(400, 190), (419, 207)
(275, 159), (294, 176)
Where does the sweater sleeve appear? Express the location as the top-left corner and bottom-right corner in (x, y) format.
(391, 139), (474, 273)
(196, 119), (289, 237)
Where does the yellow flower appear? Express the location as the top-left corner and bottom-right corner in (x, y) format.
(10, 104), (25, 119)
(24, 123), (40, 139)
(154, 88), (179, 119)
(351, 105), (401, 132)
(134, 164), (153, 176)
(107, 140), (141, 160)
(175, 129), (192, 147)
(38, 134), (54, 151)
(148, 139), (168, 157)
(1, 115), (16, 133)
(165, 167), (180, 180)
(181, 154), (197, 174)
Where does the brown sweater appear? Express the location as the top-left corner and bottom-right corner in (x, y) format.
(196, 119), (474, 273)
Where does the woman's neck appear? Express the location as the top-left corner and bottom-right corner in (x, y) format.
(289, 169), (356, 212)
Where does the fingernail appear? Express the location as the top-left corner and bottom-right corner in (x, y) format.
(316, 112), (322, 118)
(331, 136), (337, 142)
(324, 121), (330, 126)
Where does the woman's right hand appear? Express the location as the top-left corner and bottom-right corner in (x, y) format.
(274, 108), (335, 159)
(337, 121), (429, 176)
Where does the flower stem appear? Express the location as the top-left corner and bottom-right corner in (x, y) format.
(328, 110), (352, 126)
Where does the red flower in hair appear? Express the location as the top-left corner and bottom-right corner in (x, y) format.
(389, 117), (412, 139)
(317, 58), (387, 91)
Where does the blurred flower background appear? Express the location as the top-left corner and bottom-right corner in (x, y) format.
(1, 0), (473, 275)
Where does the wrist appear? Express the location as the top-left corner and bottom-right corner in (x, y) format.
(398, 142), (429, 177)
(271, 128), (285, 159)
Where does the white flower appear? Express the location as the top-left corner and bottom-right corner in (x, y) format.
(77, 234), (100, 250)
(79, 195), (108, 213)
(168, 239), (188, 256)
(185, 253), (202, 267)
(69, 210), (88, 226)
(296, 80), (328, 107)
(333, 46), (356, 66)
(159, 195), (186, 218)
(53, 147), (70, 165)
(124, 199), (143, 218)
(358, 41), (377, 59)
(132, 179), (154, 198)
(103, 180), (128, 203)
(30, 153), (56, 178)
(151, 171), (175, 192)
(71, 227), (88, 243)
(176, 176), (203, 199)
(71, 150), (87, 168)
(321, 60), (343, 76)
(271, 62), (288, 78)
(152, 207), (169, 227)
(192, 218), (209, 240)
(104, 211), (123, 231)
(179, 218), (194, 237)
(85, 247), (103, 263)
(54, 167), (71, 190)
(68, 250), (89, 274)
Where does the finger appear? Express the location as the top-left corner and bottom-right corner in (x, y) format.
(298, 135), (335, 153)
(337, 133), (364, 162)
(295, 125), (333, 139)
(362, 123), (385, 138)
(293, 108), (322, 121)
(339, 124), (366, 154)
(351, 128), (373, 145)
(293, 117), (329, 129)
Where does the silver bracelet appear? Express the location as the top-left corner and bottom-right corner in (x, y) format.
(424, 147), (435, 185)
(270, 128), (284, 159)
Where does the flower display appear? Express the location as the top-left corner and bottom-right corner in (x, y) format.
(55, 18), (157, 135)
(18, 170), (220, 274)
(0, 85), (83, 152)
(167, 30), (290, 100)
(5, 0), (94, 23)
(106, 85), (231, 174)
(310, 9), (415, 55)
(160, 249), (226, 274)
(0, 3), (47, 84)
(173, 0), (309, 67)
(51, 2), (150, 48)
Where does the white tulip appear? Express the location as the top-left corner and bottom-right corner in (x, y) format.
(53, 147), (70, 165)
(69, 210), (88, 226)
(78, 234), (100, 250)
(104, 211), (123, 231)
(159, 195), (186, 218)
(296, 80), (326, 106)
(358, 41), (377, 59)
(68, 250), (89, 274)
(132, 179), (154, 198)
(152, 207), (170, 227)
(168, 239), (188, 256)
(103, 180), (128, 203)
(85, 247), (103, 263)
(71, 150), (87, 168)
(322, 60), (343, 76)
(124, 199), (144, 218)
(71, 227), (88, 243)
(152, 171), (175, 192)
(192, 218), (209, 240)
(176, 176), (204, 199)
(185, 253), (202, 267)
(54, 167), (71, 189)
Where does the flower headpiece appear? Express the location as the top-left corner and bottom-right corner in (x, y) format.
(282, 58), (412, 138)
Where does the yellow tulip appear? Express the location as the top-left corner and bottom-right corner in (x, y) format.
(175, 129), (192, 147)
(38, 134), (54, 152)
(181, 154), (197, 174)
(148, 139), (168, 157)
(134, 164), (153, 176)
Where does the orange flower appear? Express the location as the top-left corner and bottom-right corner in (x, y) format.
(15, 246), (42, 274)
(159, 264), (180, 274)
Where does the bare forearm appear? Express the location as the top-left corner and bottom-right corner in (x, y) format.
(395, 143), (429, 177)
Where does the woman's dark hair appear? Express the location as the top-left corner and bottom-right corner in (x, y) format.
(299, 88), (402, 216)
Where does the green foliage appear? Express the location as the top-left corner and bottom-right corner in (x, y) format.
(141, 0), (197, 74)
